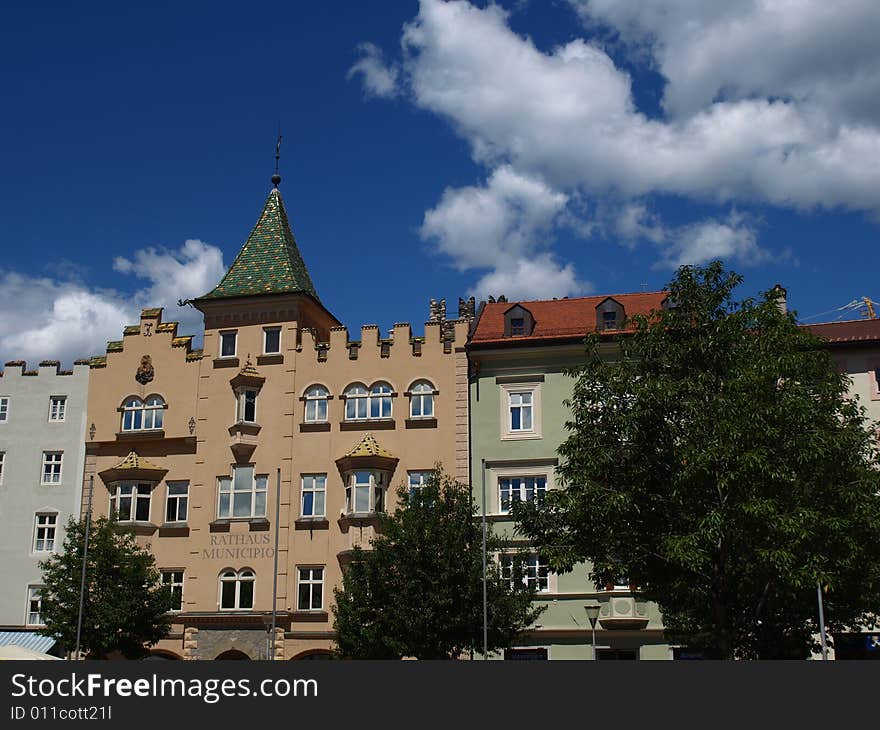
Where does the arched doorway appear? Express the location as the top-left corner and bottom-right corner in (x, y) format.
(291, 650), (336, 660)
(215, 649), (251, 660)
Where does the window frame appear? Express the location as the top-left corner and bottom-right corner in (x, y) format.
(48, 395), (67, 422)
(41, 451), (63, 485)
(121, 395), (165, 432)
(296, 566), (325, 612)
(110, 481), (153, 523)
(165, 481), (189, 523)
(0, 396), (9, 423)
(236, 387), (259, 424)
(26, 586), (43, 626)
(219, 330), (238, 359)
(498, 475), (547, 514)
(217, 466), (268, 519)
(219, 568), (255, 611)
(263, 326), (282, 355)
(343, 381), (393, 421)
(161, 570), (185, 612)
(0, 451), (5, 485)
(499, 382), (543, 440)
(33, 512), (58, 553)
(408, 380), (435, 419)
(303, 385), (330, 423)
(343, 469), (387, 515)
(407, 470), (435, 499)
(500, 553), (551, 593)
(300, 474), (327, 518)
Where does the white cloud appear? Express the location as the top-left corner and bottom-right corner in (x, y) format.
(656, 213), (766, 270)
(614, 202), (666, 246)
(347, 42), (401, 98)
(0, 240), (225, 367)
(570, 0), (880, 125)
(420, 166), (568, 269)
(469, 254), (588, 301)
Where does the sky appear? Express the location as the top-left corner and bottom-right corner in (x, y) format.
(1, 0), (879, 366)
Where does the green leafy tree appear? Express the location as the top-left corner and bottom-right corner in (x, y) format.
(515, 261), (880, 659)
(39, 515), (174, 659)
(333, 468), (544, 659)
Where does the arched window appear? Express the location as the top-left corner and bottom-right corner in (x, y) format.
(219, 568), (255, 610)
(369, 382), (393, 419)
(121, 395), (165, 431)
(304, 385), (329, 422)
(344, 383), (368, 420)
(409, 380), (434, 419)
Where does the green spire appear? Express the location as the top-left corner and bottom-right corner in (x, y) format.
(199, 188), (318, 301)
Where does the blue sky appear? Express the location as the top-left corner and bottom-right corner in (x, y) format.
(1, 0), (878, 365)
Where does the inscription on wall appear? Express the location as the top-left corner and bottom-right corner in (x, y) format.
(201, 533), (275, 560)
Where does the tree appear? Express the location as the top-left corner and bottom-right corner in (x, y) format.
(515, 261), (880, 659)
(39, 515), (174, 659)
(332, 468), (544, 659)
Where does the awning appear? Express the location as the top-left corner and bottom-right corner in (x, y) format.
(0, 631), (57, 654)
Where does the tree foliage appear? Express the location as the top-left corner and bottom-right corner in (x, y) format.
(332, 468), (544, 659)
(39, 515), (173, 659)
(515, 261), (880, 659)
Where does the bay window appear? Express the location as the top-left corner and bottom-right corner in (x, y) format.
(111, 482), (153, 522)
(344, 469), (386, 514)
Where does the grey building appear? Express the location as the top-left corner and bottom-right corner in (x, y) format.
(0, 359), (89, 654)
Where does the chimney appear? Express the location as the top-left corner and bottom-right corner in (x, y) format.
(770, 284), (787, 314)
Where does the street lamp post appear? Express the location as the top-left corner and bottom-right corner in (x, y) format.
(585, 605), (601, 661)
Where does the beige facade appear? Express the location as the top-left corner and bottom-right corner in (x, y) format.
(82, 186), (471, 660)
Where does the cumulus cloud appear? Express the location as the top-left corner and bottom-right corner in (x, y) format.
(347, 42), (401, 98)
(469, 254), (588, 302)
(655, 213), (766, 270)
(0, 240), (225, 367)
(349, 0), (880, 289)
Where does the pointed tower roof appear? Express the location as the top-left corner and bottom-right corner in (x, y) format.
(335, 433), (399, 473)
(198, 188), (318, 301)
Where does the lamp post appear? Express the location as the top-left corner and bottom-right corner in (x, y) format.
(585, 604), (601, 661)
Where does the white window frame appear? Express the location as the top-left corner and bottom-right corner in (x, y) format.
(407, 470), (435, 498)
(110, 481), (153, 522)
(488, 463), (556, 516)
(26, 586), (43, 626)
(500, 553), (552, 593)
(33, 513), (58, 553)
(343, 469), (386, 515)
(498, 475), (547, 514)
(499, 382), (543, 440)
(217, 466), (268, 519)
(303, 385), (329, 423)
(296, 566), (325, 611)
(165, 481), (189, 523)
(219, 330), (238, 359)
(236, 388), (258, 424)
(161, 570), (185, 612)
(408, 380), (435, 419)
(263, 326), (282, 355)
(0, 451), (5, 485)
(219, 569), (255, 610)
(121, 395), (165, 431)
(301, 474), (327, 518)
(48, 395), (67, 422)
(41, 451), (63, 485)
(0, 396), (9, 423)
(343, 382), (393, 421)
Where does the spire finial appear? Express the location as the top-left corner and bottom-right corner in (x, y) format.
(272, 131), (282, 187)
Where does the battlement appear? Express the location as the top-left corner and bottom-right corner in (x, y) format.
(299, 317), (470, 363)
(1, 359), (89, 377)
(91, 306), (203, 367)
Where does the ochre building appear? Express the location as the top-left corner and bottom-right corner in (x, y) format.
(82, 181), (471, 660)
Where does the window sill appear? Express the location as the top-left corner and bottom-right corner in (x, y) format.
(340, 418), (395, 431)
(292, 611), (328, 623)
(213, 357), (240, 368)
(405, 417), (437, 429)
(210, 517), (269, 532)
(295, 517), (329, 530)
(337, 512), (382, 531)
(115, 521), (158, 536)
(158, 523), (190, 537)
(228, 422), (261, 437)
(500, 431), (543, 441)
(256, 354), (284, 365)
(116, 430), (165, 441)
(300, 422), (331, 433)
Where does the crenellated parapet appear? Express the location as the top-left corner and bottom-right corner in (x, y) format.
(1, 359), (88, 377)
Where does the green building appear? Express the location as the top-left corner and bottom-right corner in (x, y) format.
(467, 292), (673, 660)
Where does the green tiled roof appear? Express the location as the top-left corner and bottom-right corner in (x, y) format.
(199, 188), (318, 301)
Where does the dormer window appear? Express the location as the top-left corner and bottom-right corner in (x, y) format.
(503, 305), (534, 337)
(596, 297), (625, 332)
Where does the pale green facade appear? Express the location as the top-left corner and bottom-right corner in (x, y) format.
(468, 342), (671, 660)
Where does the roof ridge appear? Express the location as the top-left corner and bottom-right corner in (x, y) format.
(485, 290), (667, 306)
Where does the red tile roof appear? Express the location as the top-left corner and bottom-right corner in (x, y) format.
(802, 318), (880, 345)
(469, 291), (669, 347)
